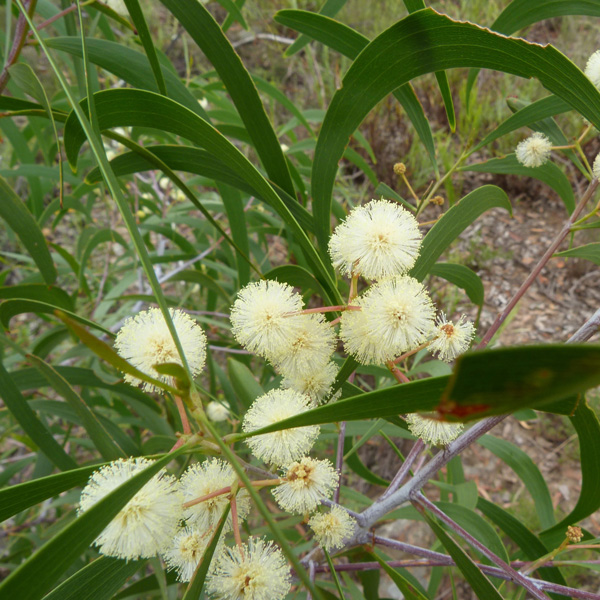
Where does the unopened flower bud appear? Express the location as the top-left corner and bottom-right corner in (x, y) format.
(431, 195), (444, 206)
(393, 162), (407, 175)
(567, 525), (583, 543)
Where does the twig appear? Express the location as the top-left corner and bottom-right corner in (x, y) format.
(379, 439), (424, 502)
(478, 178), (599, 348)
(413, 493), (551, 600)
(232, 33), (295, 49)
(0, 0), (36, 94)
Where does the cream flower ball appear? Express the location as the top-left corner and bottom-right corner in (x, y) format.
(309, 506), (356, 551)
(115, 307), (207, 393)
(515, 132), (552, 168)
(272, 456), (338, 514)
(328, 199), (422, 280)
(427, 313), (475, 362)
(162, 525), (220, 582)
(230, 279), (304, 360)
(242, 389), (319, 467)
(340, 276), (435, 365)
(206, 538), (291, 600)
(78, 457), (182, 560)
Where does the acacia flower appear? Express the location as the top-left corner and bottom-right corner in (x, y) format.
(230, 280), (304, 360)
(180, 459), (250, 532)
(206, 401), (230, 422)
(281, 360), (339, 405)
(328, 199), (422, 279)
(272, 456), (338, 514)
(78, 457), (182, 560)
(163, 525), (219, 582)
(243, 389), (319, 467)
(340, 277), (435, 364)
(515, 132), (552, 168)
(585, 49), (600, 89)
(406, 413), (463, 446)
(206, 538), (291, 600)
(273, 313), (337, 378)
(309, 506), (356, 551)
(115, 308), (207, 393)
(427, 313), (475, 362)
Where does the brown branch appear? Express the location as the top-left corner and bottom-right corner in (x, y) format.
(0, 0), (38, 94)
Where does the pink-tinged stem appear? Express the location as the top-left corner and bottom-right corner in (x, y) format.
(0, 0), (36, 94)
(183, 478), (280, 508)
(413, 493), (551, 600)
(173, 395), (191, 435)
(333, 421), (346, 504)
(478, 179), (599, 349)
(230, 494), (244, 557)
(387, 361), (410, 384)
(31, 3), (76, 32)
(308, 558), (600, 599)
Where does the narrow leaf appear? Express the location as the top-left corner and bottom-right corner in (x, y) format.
(0, 360), (77, 471)
(429, 263), (484, 306)
(0, 175), (57, 284)
(410, 186), (511, 282)
(555, 242), (600, 265)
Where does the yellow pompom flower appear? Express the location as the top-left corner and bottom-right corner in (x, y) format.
(115, 308), (207, 393)
(163, 525), (220, 582)
(328, 199), (422, 280)
(273, 313), (337, 378)
(515, 132), (552, 168)
(340, 277), (435, 364)
(78, 457), (182, 560)
(309, 506), (356, 551)
(243, 389), (319, 467)
(272, 456), (338, 514)
(206, 538), (291, 600)
(230, 280), (304, 360)
(281, 360), (339, 405)
(427, 313), (475, 362)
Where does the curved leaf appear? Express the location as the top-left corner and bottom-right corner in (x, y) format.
(474, 95), (571, 152)
(79, 228), (130, 289)
(28, 355), (126, 461)
(42, 556), (141, 600)
(159, 0), (295, 196)
(0, 284), (73, 311)
(84, 144), (315, 234)
(461, 155), (575, 214)
(410, 186), (512, 282)
(274, 9), (437, 175)
(64, 90), (337, 300)
(0, 175), (57, 285)
(0, 299), (111, 335)
(0, 464), (98, 523)
(419, 508), (504, 600)
(478, 435), (555, 530)
(429, 263), (484, 306)
(466, 0), (600, 106)
(0, 360), (77, 472)
(46, 37), (207, 118)
(541, 398), (600, 546)
(310, 8), (600, 248)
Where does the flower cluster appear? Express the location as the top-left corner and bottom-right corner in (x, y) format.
(79, 457), (254, 585)
(515, 132), (552, 168)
